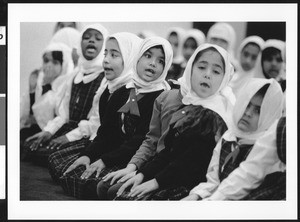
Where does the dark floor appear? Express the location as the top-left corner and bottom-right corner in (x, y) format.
(20, 161), (75, 200)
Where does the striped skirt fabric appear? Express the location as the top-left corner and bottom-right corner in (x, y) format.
(243, 171), (286, 200)
(48, 138), (91, 183)
(114, 185), (190, 201)
(59, 164), (123, 199)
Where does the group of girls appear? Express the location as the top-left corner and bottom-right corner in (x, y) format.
(20, 21), (286, 201)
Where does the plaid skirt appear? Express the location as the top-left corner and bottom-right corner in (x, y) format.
(59, 164), (123, 200)
(23, 122), (78, 166)
(243, 172), (286, 200)
(48, 138), (91, 183)
(115, 185), (190, 201)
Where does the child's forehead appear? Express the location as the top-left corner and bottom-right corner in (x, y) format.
(144, 45), (165, 55)
(83, 28), (102, 36)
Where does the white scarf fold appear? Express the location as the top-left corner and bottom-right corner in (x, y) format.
(223, 78), (284, 144)
(207, 22), (236, 56)
(178, 43), (236, 128)
(74, 23), (109, 84)
(50, 27), (80, 50)
(126, 36), (173, 94)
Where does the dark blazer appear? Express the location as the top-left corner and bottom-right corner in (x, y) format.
(138, 106), (227, 190)
(81, 85), (163, 165)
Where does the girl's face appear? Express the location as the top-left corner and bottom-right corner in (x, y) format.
(81, 28), (104, 60)
(182, 37), (197, 62)
(191, 50), (225, 98)
(168, 33), (179, 57)
(136, 46), (165, 82)
(262, 53), (283, 79)
(240, 44), (260, 71)
(237, 94), (263, 132)
(42, 51), (63, 81)
(209, 37), (229, 51)
(103, 38), (124, 81)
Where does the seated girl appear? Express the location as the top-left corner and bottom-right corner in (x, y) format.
(20, 41), (74, 152)
(48, 32), (142, 183)
(181, 78), (284, 200)
(229, 35), (264, 97)
(99, 43), (235, 201)
(23, 24), (109, 165)
(59, 36), (173, 199)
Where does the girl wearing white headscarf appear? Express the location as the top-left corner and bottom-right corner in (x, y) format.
(207, 22), (238, 71)
(50, 27), (81, 67)
(181, 28), (206, 67)
(48, 32), (143, 182)
(23, 24), (109, 165)
(165, 27), (187, 82)
(20, 41), (74, 148)
(184, 78), (284, 200)
(109, 44), (235, 201)
(59, 36), (173, 199)
(167, 28), (206, 88)
(229, 36), (265, 97)
(253, 39), (286, 85)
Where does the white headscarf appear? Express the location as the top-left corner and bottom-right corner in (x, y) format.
(178, 43), (236, 127)
(33, 41), (74, 129)
(50, 27), (80, 50)
(126, 36), (173, 94)
(183, 28), (206, 48)
(229, 36), (265, 96)
(252, 39), (286, 80)
(74, 23), (109, 84)
(100, 32), (143, 94)
(207, 22), (236, 55)
(166, 27), (186, 64)
(35, 42), (74, 100)
(223, 78), (284, 144)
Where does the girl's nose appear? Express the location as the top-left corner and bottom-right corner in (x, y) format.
(244, 107), (253, 117)
(149, 59), (156, 67)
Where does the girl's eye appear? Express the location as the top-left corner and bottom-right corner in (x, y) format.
(159, 59), (165, 65)
(104, 51), (107, 56)
(144, 53), (151, 58)
(43, 58), (49, 63)
(214, 70), (220, 75)
(254, 107), (260, 114)
(198, 66), (205, 70)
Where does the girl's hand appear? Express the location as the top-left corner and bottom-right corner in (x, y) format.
(102, 164), (137, 185)
(63, 156), (90, 176)
(46, 135), (69, 150)
(116, 173), (144, 197)
(128, 179), (159, 198)
(80, 159), (105, 179)
(26, 131), (52, 151)
(180, 194), (200, 201)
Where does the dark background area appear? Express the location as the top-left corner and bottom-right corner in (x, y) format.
(194, 21), (285, 41)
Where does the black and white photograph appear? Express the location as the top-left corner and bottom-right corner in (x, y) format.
(5, 2), (298, 220)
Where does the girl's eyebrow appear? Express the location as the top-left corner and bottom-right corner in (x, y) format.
(198, 61), (223, 69)
(110, 49), (121, 54)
